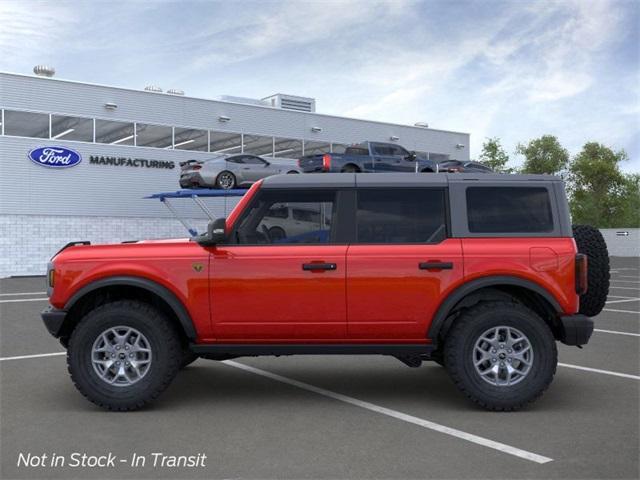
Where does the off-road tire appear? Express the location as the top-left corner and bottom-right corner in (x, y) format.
(444, 301), (557, 411)
(67, 300), (182, 411)
(572, 224), (610, 316)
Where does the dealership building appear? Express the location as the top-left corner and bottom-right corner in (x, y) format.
(0, 69), (470, 277)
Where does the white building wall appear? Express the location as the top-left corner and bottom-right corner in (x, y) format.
(0, 214), (219, 277)
(599, 229), (640, 257)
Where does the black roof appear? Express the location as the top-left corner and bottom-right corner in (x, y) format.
(261, 173), (562, 189)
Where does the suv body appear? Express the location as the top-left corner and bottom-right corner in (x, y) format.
(298, 142), (438, 173)
(42, 173), (595, 411)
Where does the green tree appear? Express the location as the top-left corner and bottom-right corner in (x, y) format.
(479, 137), (513, 173)
(568, 142), (638, 228)
(517, 135), (569, 175)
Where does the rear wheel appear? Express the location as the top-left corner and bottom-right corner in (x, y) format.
(67, 300), (182, 411)
(286, 170), (299, 174)
(216, 171), (236, 190)
(572, 224), (610, 316)
(444, 301), (557, 411)
(341, 164), (359, 173)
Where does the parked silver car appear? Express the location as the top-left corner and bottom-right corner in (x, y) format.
(179, 154), (300, 189)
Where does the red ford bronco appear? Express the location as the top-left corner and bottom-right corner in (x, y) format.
(42, 173), (609, 411)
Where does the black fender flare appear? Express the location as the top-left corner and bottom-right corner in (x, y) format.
(65, 276), (197, 340)
(427, 276), (562, 342)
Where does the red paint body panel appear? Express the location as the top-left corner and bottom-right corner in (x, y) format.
(50, 240), (213, 340)
(346, 240), (464, 341)
(461, 238), (579, 314)
(208, 245), (348, 341)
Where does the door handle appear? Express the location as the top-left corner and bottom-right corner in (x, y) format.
(419, 262), (453, 271)
(302, 263), (337, 271)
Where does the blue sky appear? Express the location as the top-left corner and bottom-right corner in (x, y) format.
(1, 0), (638, 171)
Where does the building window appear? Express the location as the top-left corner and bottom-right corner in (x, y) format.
(356, 189), (447, 244)
(303, 141), (331, 155)
(273, 137), (303, 159)
(210, 131), (243, 154)
(51, 114), (93, 142)
(3, 110), (49, 138)
(95, 119), (135, 145)
(135, 123), (173, 148)
(173, 127), (208, 151)
(243, 134), (274, 156)
(466, 187), (553, 233)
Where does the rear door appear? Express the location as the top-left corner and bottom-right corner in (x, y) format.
(210, 188), (349, 340)
(346, 187), (464, 341)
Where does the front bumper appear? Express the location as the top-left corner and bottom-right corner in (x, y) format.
(42, 306), (67, 338)
(558, 314), (593, 346)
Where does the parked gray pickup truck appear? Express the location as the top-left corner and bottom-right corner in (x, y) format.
(297, 141), (438, 173)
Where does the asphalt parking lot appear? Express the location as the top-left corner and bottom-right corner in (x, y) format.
(1, 257), (638, 480)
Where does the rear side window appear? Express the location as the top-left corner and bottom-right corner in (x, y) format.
(356, 189), (447, 243)
(466, 187), (553, 233)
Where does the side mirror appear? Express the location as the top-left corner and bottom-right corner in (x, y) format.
(407, 151), (417, 161)
(194, 217), (226, 246)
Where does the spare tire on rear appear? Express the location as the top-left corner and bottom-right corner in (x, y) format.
(572, 224), (610, 316)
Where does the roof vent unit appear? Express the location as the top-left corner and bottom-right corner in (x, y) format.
(216, 95), (270, 107)
(167, 89), (184, 95)
(144, 85), (163, 93)
(262, 94), (316, 113)
(33, 65), (55, 77)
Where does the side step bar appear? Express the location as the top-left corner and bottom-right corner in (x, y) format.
(190, 343), (434, 357)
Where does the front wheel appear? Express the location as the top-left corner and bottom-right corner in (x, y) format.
(444, 301), (557, 411)
(67, 300), (182, 411)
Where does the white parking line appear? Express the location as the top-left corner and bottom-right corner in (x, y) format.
(594, 328), (640, 337)
(559, 363), (640, 380)
(223, 360), (553, 464)
(605, 297), (640, 304)
(603, 308), (640, 314)
(0, 297), (48, 304)
(616, 275), (640, 280)
(610, 280), (640, 284)
(609, 286), (640, 291)
(0, 292), (46, 296)
(0, 352), (65, 362)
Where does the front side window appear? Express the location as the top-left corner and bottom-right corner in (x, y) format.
(234, 190), (335, 244)
(356, 189), (447, 244)
(466, 187), (553, 233)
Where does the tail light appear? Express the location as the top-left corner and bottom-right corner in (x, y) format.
(575, 254), (588, 295)
(322, 154), (332, 172)
(297, 158), (302, 167)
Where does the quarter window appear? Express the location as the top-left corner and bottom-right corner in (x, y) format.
(235, 190), (335, 244)
(466, 187), (553, 233)
(356, 189), (447, 243)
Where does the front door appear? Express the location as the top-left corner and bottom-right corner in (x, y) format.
(346, 188), (463, 340)
(210, 188), (348, 341)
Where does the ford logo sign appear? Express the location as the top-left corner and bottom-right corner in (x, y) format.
(28, 146), (82, 168)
